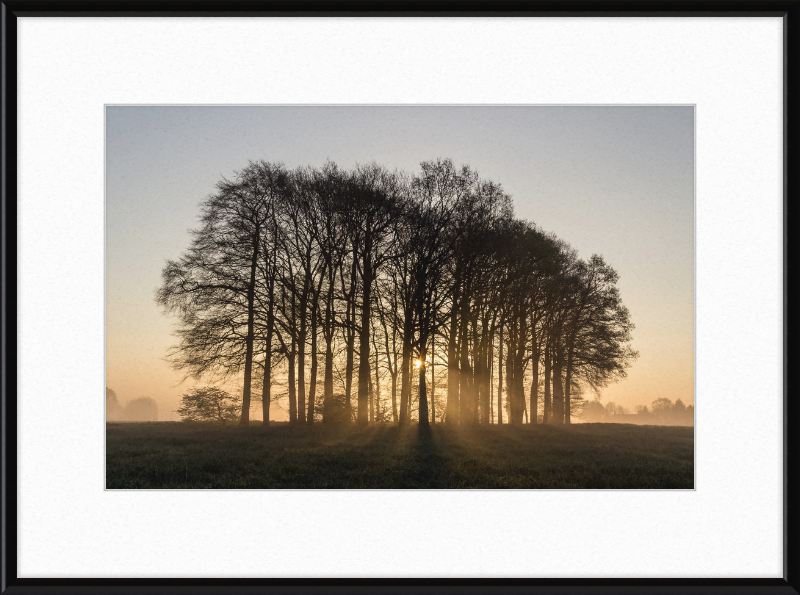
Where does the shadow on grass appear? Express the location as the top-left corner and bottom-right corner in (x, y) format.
(105, 422), (693, 490)
(401, 424), (449, 489)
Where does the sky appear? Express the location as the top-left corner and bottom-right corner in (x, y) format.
(106, 106), (694, 421)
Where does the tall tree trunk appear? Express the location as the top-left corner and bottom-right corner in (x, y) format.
(307, 299), (318, 424)
(481, 322), (493, 424)
(489, 335), (494, 424)
(380, 311), (399, 423)
(552, 342), (565, 425)
(406, 358), (414, 420)
(391, 373), (398, 422)
(419, 351), (429, 426)
(356, 246), (373, 424)
(374, 339), (381, 422)
(399, 352), (411, 425)
(398, 303), (414, 425)
(471, 313), (482, 424)
(445, 278), (461, 424)
(417, 263), (430, 426)
(470, 312), (479, 423)
(497, 324), (504, 424)
(297, 285), (308, 423)
(239, 229), (260, 426)
(530, 320), (539, 425)
(515, 311), (528, 424)
(288, 345), (297, 423)
(515, 373), (526, 425)
(459, 296), (472, 424)
(505, 331), (515, 423)
(543, 339), (551, 424)
(510, 318), (526, 425)
(430, 333), (436, 424)
(262, 325), (272, 426)
(322, 269), (335, 423)
(323, 339), (334, 422)
(344, 255), (357, 421)
(262, 258), (276, 427)
(564, 338), (574, 424)
(369, 375), (374, 422)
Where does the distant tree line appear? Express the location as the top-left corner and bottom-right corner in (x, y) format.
(581, 397), (693, 426)
(106, 388), (159, 422)
(157, 159), (638, 427)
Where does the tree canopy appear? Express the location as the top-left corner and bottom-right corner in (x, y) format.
(176, 387), (241, 424)
(157, 159), (638, 426)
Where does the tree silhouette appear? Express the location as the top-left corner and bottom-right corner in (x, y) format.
(157, 158), (638, 428)
(157, 161), (288, 426)
(177, 386), (241, 424)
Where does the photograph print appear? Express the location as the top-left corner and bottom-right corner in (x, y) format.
(105, 105), (694, 489)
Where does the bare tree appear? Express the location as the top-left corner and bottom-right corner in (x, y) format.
(156, 161), (287, 426)
(347, 164), (406, 424)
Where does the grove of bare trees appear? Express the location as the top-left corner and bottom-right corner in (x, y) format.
(157, 159), (638, 427)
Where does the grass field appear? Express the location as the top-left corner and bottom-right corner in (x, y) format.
(106, 422), (693, 489)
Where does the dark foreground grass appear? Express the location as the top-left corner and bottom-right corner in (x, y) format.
(106, 422), (693, 489)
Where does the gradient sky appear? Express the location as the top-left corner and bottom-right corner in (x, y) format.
(106, 106), (694, 421)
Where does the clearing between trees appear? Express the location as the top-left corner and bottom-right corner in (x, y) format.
(106, 422), (693, 489)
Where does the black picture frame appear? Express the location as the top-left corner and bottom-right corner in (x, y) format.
(1, 2), (797, 594)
